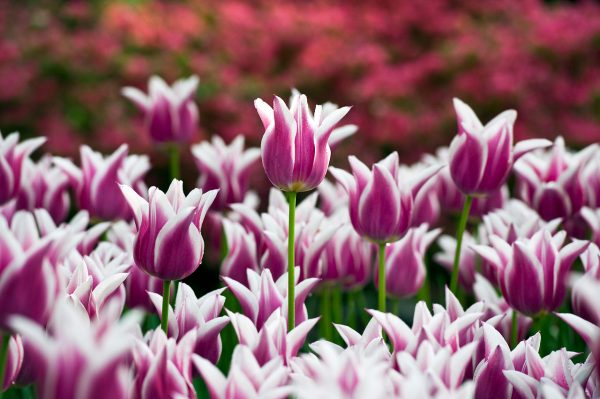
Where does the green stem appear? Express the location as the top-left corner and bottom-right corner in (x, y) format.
(320, 289), (332, 340)
(450, 195), (473, 294)
(378, 243), (386, 312)
(416, 273), (431, 307)
(511, 310), (519, 348)
(168, 143), (180, 181)
(287, 191), (297, 331)
(348, 290), (357, 329)
(332, 285), (343, 324)
(0, 333), (10, 398)
(172, 281), (179, 307)
(161, 280), (171, 334)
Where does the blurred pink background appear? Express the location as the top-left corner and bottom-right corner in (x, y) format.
(1, 0), (599, 168)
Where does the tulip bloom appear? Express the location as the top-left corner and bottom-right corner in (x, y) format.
(515, 136), (597, 221)
(194, 345), (291, 399)
(0, 132), (46, 206)
(449, 98), (551, 196)
(191, 135), (260, 211)
(472, 229), (589, 316)
(224, 268), (319, 330)
(148, 283), (229, 364)
(255, 93), (351, 193)
(54, 144), (150, 221)
(331, 152), (440, 311)
(122, 75), (200, 143)
(11, 299), (141, 399)
(374, 224), (440, 298)
(220, 219), (259, 286)
(120, 179), (217, 281)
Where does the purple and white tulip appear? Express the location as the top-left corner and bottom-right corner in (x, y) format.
(122, 75), (200, 143)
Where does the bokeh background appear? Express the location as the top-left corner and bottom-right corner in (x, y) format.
(2, 0), (600, 175)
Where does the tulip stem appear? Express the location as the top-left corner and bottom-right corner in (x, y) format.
(167, 143), (180, 180)
(332, 285), (343, 324)
(378, 243), (386, 312)
(320, 289), (332, 340)
(450, 195), (473, 294)
(0, 333), (10, 398)
(161, 280), (171, 334)
(511, 310), (519, 348)
(287, 191), (297, 331)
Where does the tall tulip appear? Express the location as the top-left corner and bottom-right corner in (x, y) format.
(120, 179), (217, 333)
(330, 151), (440, 311)
(448, 98), (551, 294)
(255, 92), (351, 330)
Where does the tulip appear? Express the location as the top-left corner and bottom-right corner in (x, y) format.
(317, 179), (348, 217)
(435, 232), (478, 289)
(148, 283), (229, 364)
(228, 311), (318, 366)
(106, 221), (165, 311)
(191, 135), (260, 211)
(255, 92), (351, 193)
(223, 268), (319, 329)
(330, 151), (440, 311)
(448, 99), (551, 295)
(61, 244), (131, 319)
(220, 219), (259, 286)
(256, 92), (351, 330)
(122, 75), (199, 144)
(449, 98), (551, 196)
(54, 144), (150, 221)
(471, 229), (589, 316)
(583, 147), (600, 207)
(0, 132), (46, 206)
(514, 136), (597, 222)
(4, 157), (70, 223)
(570, 244), (600, 322)
(374, 224), (440, 298)
(321, 222), (373, 290)
(1, 335), (22, 392)
(11, 299), (141, 399)
(120, 179), (217, 333)
(193, 345), (291, 399)
(290, 339), (392, 399)
(132, 328), (196, 399)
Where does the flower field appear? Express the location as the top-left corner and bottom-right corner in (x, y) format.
(1, 1), (600, 398)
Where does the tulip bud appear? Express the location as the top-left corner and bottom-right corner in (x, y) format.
(449, 98), (551, 196)
(255, 93), (351, 192)
(122, 75), (200, 143)
(120, 179), (218, 280)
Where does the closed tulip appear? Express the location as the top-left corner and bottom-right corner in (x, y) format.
(330, 152), (440, 244)
(449, 98), (551, 196)
(120, 179), (218, 281)
(122, 75), (200, 143)
(255, 93), (351, 192)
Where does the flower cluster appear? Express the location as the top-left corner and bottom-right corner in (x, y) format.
(0, 69), (599, 399)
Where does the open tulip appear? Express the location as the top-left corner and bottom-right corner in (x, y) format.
(122, 75), (199, 143)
